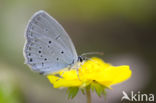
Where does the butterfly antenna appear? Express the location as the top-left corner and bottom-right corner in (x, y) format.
(80, 52), (104, 56)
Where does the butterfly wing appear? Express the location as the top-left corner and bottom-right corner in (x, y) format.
(24, 10), (78, 74)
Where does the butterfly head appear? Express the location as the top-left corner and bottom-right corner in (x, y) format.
(78, 56), (86, 63)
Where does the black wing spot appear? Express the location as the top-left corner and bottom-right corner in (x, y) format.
(45, 28), (48, 32)
(61, 51), (64, 54)
(30, 58), (33, 62)
(30, 33), (33, 37)
(56, 58), (59, 61)
(49, 41), (51, 44)
(28, 53), (31, 56)
(44, 58), (47, 61)
(42, 62), (44, 67)
(38, 51), (41, 53)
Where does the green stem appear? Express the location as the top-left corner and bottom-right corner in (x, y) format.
(86, 87), (91, 103)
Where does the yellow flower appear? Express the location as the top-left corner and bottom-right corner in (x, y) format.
(47, 57), (132, 89)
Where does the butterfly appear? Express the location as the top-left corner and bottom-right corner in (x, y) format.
(23, 10), (102, 75)
(23, 10), (83, 75)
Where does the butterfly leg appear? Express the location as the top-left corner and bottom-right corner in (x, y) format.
(55, 65), (72, 81)
(76, 68), (80, 80)
(75, 62), (85, 81)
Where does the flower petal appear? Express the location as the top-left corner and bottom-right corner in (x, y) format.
(47, 57), (132, 88)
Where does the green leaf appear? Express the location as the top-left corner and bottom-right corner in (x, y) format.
(91, 83), (95, 92)
(103, 90), (107, 99)
(81, 88), (85, 95)
(91, 82), (106, 97)
(67, 87), (79, 99)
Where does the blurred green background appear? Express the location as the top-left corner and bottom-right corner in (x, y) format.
(0, 0), (156, 103)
